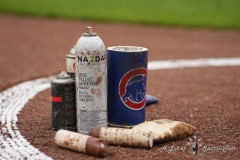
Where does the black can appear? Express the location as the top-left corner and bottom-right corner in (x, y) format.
(51, 70), (76, 131)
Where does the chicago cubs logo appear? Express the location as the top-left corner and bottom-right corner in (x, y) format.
(119, 68), (147, 110)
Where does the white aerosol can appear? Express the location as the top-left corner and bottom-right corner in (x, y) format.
(75, 27), (107, 134)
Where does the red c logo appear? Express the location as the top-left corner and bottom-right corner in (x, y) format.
(119, 68), (147, 110)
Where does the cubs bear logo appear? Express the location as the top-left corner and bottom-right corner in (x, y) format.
(119, 68), (147, 110)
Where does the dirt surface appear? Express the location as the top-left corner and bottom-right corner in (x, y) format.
(0, 14), (240, 159)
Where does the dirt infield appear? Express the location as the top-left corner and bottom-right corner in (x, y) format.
(0, 14), (240, 159)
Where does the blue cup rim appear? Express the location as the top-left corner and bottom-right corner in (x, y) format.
(107, 46), (148, 52)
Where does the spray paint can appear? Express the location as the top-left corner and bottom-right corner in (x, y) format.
(107, 46), (148, 127)
(51, 70), (76, 131)
(66, 46), (76, 79)
(75, 27), (107, 134)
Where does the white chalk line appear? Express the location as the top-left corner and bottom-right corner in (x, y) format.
(0, 57), (240, 159)
(148, 57), (240, 70)
(0, 77), (53, 160)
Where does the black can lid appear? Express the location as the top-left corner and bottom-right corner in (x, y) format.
(56, 70), (70, 79)
(82, 27), (97, 36)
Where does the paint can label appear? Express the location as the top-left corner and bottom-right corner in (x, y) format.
(76, 50), (107, 134)
(51, 82), (76, 131)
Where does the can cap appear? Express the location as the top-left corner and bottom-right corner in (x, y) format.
(83, 27), (97, 36)
(57, 70), (71, 79)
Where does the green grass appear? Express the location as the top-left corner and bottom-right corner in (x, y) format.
(0, 0), (240, 29)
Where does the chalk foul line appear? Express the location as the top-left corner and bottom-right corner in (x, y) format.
(148, 57), (240, 70)
(0, 57), (240, 159)
(0, 77), (53, 160)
